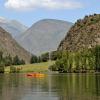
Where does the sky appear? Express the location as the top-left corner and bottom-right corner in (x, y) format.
(0, 0), (100, 27)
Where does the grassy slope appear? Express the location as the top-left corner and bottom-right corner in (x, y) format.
(5, 61), (55, 73)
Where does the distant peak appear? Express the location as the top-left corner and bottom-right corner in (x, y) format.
(32, 19), (73, 27)
(0, 17), (9, 23)
(0, 17), (6, 20)
(11, 20), (20, 23)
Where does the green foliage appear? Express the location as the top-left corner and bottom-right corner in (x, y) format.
(20, 59), (25, 65)
(0, 58), (5, 73)
(13, 55), (20, 65)
(10, 66), (16, 73)
(4, 55), (12, 66)
(51, 51), (63, 60)
(49, 64), (57, 71)
(40, 52), (49, 62)
(13, 55), (25, 65)
(0, 51), (3, 60)
(39, 51), (63, 63)
(94, 45), (100, 71)
(0, 67), (4, 73)
(30, 55), (38, 64)
(0, 51), (5, 73)
(0, 51), (26, 73)
(10, 66), (21, 73)
(50, 47), (100, 73)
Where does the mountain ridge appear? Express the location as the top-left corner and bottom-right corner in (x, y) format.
(0, 27), (31, 63)
(0, 17), (28, 37)
(58, 14), (100, 51)
(16, 19), (73, 55)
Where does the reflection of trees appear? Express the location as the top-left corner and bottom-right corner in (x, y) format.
(50, 74), (100, 100)
(95, 74), (100, 98)
(0, 74), (5, 99)
(0, 74), (25, 100)
(0, 74), (100, 100)
(0, 74), (58, 100)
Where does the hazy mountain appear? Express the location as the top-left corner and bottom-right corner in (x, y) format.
(16, 19), (73, 55)
(58, 14), (100, 51)
(0, 17), (28, 37)
(0, 27), (31, 63)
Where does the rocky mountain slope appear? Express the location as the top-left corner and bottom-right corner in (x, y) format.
(0, 17), (28, 37)
(16, 19), (73, 55)
(58, 14), (100, 51)
(0, 27), (31, 63)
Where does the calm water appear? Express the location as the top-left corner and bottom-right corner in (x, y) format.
(0, 73), (100, 100)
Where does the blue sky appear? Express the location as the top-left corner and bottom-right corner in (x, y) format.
(0, 0), (100, 27)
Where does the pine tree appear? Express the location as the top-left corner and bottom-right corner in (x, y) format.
(13, 55), (21, 65)
(30, 55), (38, 63)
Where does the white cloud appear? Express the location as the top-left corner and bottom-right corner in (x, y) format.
(4, 0), (83, 11)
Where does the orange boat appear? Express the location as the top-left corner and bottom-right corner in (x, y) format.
(27, 73), (45, 78)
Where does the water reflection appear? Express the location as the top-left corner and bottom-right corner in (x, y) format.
(0, 73), (100, 100)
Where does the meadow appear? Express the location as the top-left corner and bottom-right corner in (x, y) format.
(5, 61), (55, 73)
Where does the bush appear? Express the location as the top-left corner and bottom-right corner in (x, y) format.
(40, 52), (49, 62)
(0, 67), (4, 73)
(10, 66), (21, 73)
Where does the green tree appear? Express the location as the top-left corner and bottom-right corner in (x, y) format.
(0, 51), (3, 60)
(40, 52), (49, 62)
(0, 60), (5, 73)
(20, 59), (25, 65)
(13, 55), (21, 65)
(94, 45), (100, 71)
(30, 55), (38, 63)
(5, 55), (12, 66)
(0, 51), (5, 73)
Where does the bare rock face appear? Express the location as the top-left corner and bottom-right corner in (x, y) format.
(58, 14), (100, 51)
(0, 27), (31, 63)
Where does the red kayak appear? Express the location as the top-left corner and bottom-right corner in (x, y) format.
(27, 73), (45, 78)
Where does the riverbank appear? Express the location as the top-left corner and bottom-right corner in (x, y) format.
(5, 61), (55, 73)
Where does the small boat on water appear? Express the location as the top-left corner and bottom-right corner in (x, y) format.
(27, 73), (45, 78)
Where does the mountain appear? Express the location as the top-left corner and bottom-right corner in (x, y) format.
(58, 14), (100, 51)
(0, 17), (28, 37)
(0, 27), (31, 63)
(16, 19), (73, 55)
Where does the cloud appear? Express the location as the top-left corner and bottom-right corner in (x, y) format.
(4, 0), (83, 11)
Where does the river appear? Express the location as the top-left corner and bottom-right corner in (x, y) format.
(0, 73), (100, 100)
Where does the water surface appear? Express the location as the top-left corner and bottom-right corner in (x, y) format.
(0, 73), (100, 100)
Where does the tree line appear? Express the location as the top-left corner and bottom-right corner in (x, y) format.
(0, 51), (57, 73)
(30, 51), (63, 64)
(0, 52), (25, 73)
(49, 45), (100, 73)
(1, 45), (100, 73)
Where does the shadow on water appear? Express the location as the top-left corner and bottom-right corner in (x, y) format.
(0, 73), (100, 100)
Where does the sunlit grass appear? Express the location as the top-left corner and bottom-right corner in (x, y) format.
(5, 61), (55, 73)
